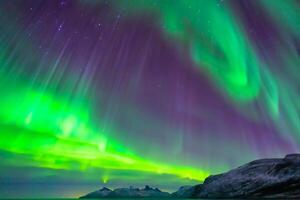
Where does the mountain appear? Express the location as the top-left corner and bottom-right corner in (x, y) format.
(80, 154), (300, 199)
(171, 185), (197, 198)
(80, 187), (112, 198)
(173, 154), (300, 198)
(80, 185), (170, 198)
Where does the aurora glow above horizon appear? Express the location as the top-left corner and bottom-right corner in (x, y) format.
(0, 0), (300, 198)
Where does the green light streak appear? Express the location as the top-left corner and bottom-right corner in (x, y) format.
(109, 0), (263, 102)
(0, 86), (209, 182)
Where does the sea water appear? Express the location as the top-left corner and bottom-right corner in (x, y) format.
(0, 197), (243, 200)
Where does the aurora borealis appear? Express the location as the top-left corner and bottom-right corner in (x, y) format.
(0, 0), (300, 198)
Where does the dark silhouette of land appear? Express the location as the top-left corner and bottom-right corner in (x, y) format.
(81, 154), (300, 199)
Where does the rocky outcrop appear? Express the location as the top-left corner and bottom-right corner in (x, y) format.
(194, 154), (300, 198)
(80, 185), (170, 198)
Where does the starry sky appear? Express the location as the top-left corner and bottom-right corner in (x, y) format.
(0, 0), (300, 198)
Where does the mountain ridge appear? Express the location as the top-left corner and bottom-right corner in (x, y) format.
(80, 154), (300, 199)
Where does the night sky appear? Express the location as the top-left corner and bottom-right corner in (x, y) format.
(0, 0), (300, 198)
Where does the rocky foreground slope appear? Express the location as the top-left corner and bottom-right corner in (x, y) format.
(81, 154), (300, 198)
(176, 154), (300, 198)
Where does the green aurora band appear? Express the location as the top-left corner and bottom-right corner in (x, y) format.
(0, 41), (208, 182)
(110, 0), (300, 142)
